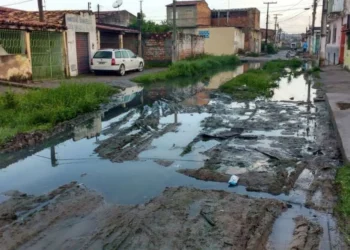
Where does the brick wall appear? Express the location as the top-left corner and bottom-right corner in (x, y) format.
(197, 2), (211, 27)
(142, 33), (204, 62)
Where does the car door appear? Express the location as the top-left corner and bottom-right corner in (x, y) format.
(121, 50), (131, 71)
(127, 50), (138, 69)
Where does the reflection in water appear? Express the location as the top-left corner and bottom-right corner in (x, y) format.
(73, 114), (102, 141)
(0, 64), (317, 206)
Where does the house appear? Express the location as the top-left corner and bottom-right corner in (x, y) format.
(96, 10), (136, 27)
(165, 1), (246, 55)
(166, 0), (211, 28)
(211, 8), (261, 53)
(342, 1), (350, 69)
(261, 29), (276, 44)
(326, 0), (345, 65)
(306, 27), (321, 55)
(0, 7), (141, 80)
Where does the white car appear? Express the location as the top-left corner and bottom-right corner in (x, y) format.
(91, 49), (144, 76)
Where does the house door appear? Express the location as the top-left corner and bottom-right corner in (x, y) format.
(340, 25), (346, 64)
(30, 31), (64, 80)
(76, 33), (90, 74)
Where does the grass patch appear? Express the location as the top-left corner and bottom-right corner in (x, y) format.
(220, 59), (303, 100)
(0, 83), (116, 145)
(220, 69), (276, 100)
(145, 61), (172, 69)
(336, 165), (350, 243)
(133, 55), (240, 84)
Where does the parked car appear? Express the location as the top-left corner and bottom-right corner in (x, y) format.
(91, 49), (144, 76)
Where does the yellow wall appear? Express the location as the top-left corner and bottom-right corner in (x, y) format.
(196, 27), (245, 55)
(0, 54), (32, 82)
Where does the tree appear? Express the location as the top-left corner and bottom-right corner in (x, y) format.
(129, 15), (171, 33)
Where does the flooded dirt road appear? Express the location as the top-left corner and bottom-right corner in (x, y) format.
(0, 63), (347, 249)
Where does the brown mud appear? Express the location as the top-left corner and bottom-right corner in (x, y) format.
(0, 184), (286, 250)
(288, 216), (323, 250)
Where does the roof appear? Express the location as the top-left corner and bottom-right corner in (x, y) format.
(96, 23), (139, 33)
(212, 8), (259, 12)
(166, 1), (204, 7)
(95, 10), (136, 18)
(0, 9), (92, 30)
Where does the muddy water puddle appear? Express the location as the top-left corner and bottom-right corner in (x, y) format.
(0, 64), (345, 249)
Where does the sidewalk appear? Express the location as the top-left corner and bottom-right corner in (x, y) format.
(0, 68), (165, 93)
(320, 65), (350, 163)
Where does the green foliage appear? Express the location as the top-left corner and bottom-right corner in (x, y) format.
(220, 70), (275, 99)
(0, 83), (116, 145)
(220, 59), (303, 100)
(181, 145), (193, 156)
(245, 52), (260, 57)
(133, 55), (241, 84)
(129, 18), (171, 33)
(145, 61), (172, 69)
(261, 43), (277, 54)
(336, 165), (350, 243)
(263, 59), (303, 74)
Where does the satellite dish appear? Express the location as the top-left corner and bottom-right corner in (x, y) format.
(113, 0), (123, 8)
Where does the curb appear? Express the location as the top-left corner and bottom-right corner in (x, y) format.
(0, 80), (42, 90)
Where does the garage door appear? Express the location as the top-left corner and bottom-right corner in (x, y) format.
(76, 33), (90, 74)
(100, 32), (119, 49)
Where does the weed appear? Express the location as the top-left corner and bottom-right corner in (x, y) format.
(245, 52), (260, 57)
(133, 55), (241, 84)
(181, 145), (193, 156)
(220, 70), (275, 100)
(145, 61), (172, 69)
(335, 165), (350, 243)
(0, 83), (116, 145)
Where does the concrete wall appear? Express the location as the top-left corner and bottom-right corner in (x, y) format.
(177, 33), (205, 59)
(97, 11), (135, 27)
(65, 13), (97, 76)
(196, 27), (244, 55)
(0, 54), (31, 81)
(211, 9), (260, 30)
(326, 18), (342, 65)
(142, 33), (204, 62)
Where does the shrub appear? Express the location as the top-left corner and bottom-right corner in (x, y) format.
(133, 55), (241, 84)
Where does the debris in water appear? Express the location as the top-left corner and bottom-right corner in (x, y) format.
(228, 175), (239, 186)
(154, 159), (174, 167)
(201, 128), (244, 140)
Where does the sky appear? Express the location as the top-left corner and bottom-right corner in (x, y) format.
(1, 0), (322, 33)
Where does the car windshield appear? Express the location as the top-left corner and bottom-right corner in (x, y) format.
(93, 51), (112, 59)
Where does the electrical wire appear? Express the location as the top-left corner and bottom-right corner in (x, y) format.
(0, 0), (33, 7)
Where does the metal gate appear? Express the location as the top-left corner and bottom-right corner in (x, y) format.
(30, 31), (64, 80)
(76, 33), (90, 74)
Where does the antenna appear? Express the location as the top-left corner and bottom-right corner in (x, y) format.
(113, 0), (123, 8)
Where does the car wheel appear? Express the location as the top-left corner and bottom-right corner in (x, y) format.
(138, 62), (144, 72)
(119, 64), (126, 76)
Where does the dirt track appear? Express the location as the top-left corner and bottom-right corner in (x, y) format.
(0, 184), (286, 250)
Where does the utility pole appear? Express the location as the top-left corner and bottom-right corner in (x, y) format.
(264, 2), (277, 53)
(38, 0), (44, 22)
(172, 0), (177, 62)
(273, 14), (282, 45)
(139, 0), (143, 31)
(319, 0), (328, 66)
(97, 4), (100, 22)
(310, 0), (318, 55)
(88, 2), (91, 11)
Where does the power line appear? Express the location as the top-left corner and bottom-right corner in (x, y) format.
(1, 0), (33, 7)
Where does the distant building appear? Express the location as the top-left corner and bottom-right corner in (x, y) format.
(95, 10), (136, 27)
(306, 27), (321, 55)
(261, 29), (276, 44)
(211, 8), (261, 53)
(166, 0), (211, 28)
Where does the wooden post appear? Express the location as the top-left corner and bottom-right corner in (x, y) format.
(62, 31), (70, 77)
(25, 31), (32, 74)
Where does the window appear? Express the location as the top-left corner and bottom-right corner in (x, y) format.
(93, 51), (112, 58)
(115, 51), (122, 58)
(127, 50), (136, 58)
(122, 51), (129, 58)
(333, 27), (337, 43)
